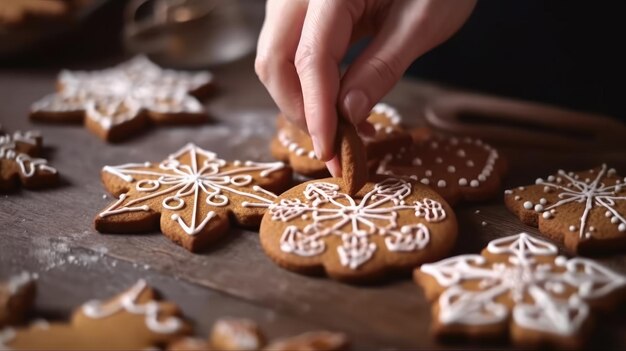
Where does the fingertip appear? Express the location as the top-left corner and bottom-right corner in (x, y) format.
(326, 156), (342, 178)
(356, 120), (376, 138)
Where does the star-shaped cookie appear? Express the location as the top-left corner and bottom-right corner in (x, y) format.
(0, 126), (58, 191)
(95, 143), (292, 252)
(30, 56), (214, 142)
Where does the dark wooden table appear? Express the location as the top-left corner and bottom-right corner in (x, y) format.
(1, 5), (626, 350)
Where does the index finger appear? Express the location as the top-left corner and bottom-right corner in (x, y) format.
(294, 0), (358, 161)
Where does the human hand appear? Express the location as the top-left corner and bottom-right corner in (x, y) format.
(255, 0), (476, 176)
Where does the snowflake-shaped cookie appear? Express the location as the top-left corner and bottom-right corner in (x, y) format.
(270, 103), (412, 177)
(260, 176), (457, 282)
(0, 127), (58, 191)
(415, 233), (626, 348)
(30, 56), (214, 142)
(95, 143), (291, 252)
(505, 164), (626, 254)
(377, 133), (507, 205)
(0, 280), (191, 350)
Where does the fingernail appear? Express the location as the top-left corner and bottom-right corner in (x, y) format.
(343, 90), (370, 125)
(326, 157), (342, 178)
(311, 135), (323, 160)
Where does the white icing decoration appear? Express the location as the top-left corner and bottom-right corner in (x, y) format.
(31, 56), (212, 130)
(82, 280), (183, 334)
(7, 272), (36, 295)
(99, 144), (281, 236)
(0, 130), (57, 178)
(270, 178), (446, 269)
(277, 130), (317, 160)
(420, 233), (626, 335)
(534, 164), (626, 238)
(523, 201), (533, 209)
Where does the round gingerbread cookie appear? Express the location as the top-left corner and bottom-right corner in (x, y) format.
(376, 133), (507, 205)
(504, 164), (626, 254)
(415, 232), (626, 349)
(260, 175), (457, 282)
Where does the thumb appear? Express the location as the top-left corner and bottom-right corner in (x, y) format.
(340, 0), (476, 125)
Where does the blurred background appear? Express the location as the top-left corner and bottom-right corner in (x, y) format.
(0, 0), (623, 120)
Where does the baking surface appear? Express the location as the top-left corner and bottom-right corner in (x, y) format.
(1, 40), (626, 351)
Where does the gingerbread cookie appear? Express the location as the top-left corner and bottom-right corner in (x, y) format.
(336, 121), (367, 196)
(376, 133), (506, 205)
(0, 127), (58, 192)
(270, 103), (412, 178)
(504, 164), (626, 254)
(95, 143), (292, 252)
(260, 175), (457, 282)
(30, 56), (214, 142)
(415, 233), (626, 349)
(0, 0), (68, 26)
(0, 272), (37, 328)
(168, 318), (349, 351)
(0, 279), (191, 350)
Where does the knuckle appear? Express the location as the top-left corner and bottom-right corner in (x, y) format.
(366, 55), (404, 83)
(294, 47), (318, 75)
(254, 56), (270, 83)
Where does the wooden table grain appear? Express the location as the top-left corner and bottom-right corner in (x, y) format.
(1, 10), (626, 351)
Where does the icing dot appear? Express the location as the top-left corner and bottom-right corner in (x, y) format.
(514, 196), (521, 200)
(612, 216), (619, 224)
(523, 201), (533, 209)
(534, 204), (544, 212)
(589, 226), (595, 232)
(421, 178), (430, 185)
(437, 180), (446, 188)
(504, 190), (513, 194)
(605, 211), (612, 217)
(447, 165), (456, 173)
(542, 212), (552, 219)
(457, 149), (466, 157)
(584, 178), (591, 183)
(619, 223), (626, 232)
(435, 157), (443, 164)
(481, 221), (487, 226)
(425, 170), (433, 177)
(547, 175), (556, 182)
(412, 158), (422, 166)
(539, 198), (547, 205)
(430, 141), (439, 149)
(551, 209), (556, 214)
(470, 180), (479, 187)
(478, 174), (486, 182)
(585, 232), (592, 238)
(475, 210), (481, 214)
(608, 168), (616, 176)
(544, 186), (552, 193)
(518, 186), (525, 191)
(459, 178), (468, 186)
(569, 225), (576, 232)
(466, 160), (474, 167)
(535, 178), (544, 184)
